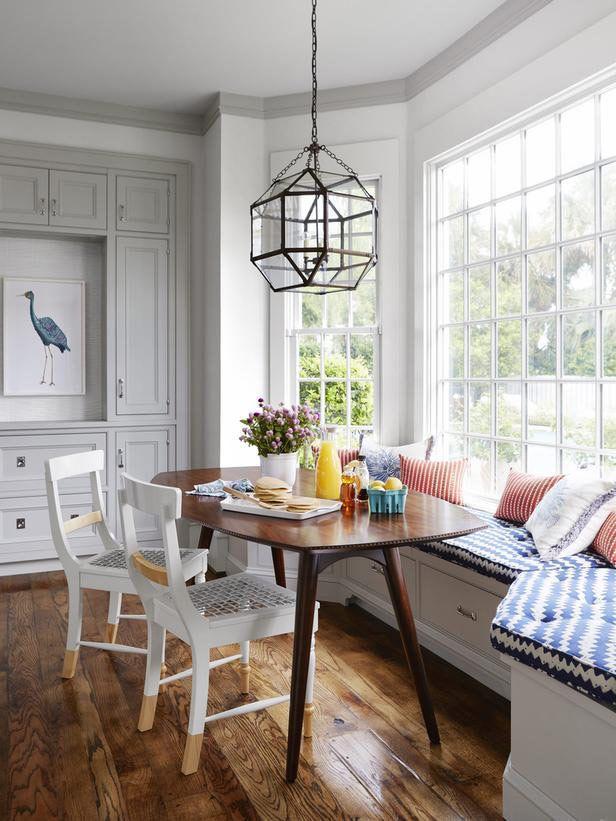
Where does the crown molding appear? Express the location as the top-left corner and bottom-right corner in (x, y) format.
(0, 0), (554, 137)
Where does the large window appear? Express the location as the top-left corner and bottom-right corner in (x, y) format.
(289, 180), (379, 448)
(434, 86), (616, 498)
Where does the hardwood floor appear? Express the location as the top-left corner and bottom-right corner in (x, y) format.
(0, 571), (509, 820)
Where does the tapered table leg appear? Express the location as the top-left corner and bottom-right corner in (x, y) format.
(271, 547), (286, 588)
(286, 551), (319, 782)
(383, 547), (440, 744)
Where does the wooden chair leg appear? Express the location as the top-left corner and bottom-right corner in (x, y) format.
(181, 733), (204, 775)
(62, 648), (79, 679)
(138, 694), (158, 732)
(240, 641), (250, 694)
(303, 634), (316, 739)
(303, 704), (314, 738)
(106, 592), (122, 643)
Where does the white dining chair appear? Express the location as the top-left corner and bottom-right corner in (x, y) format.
(45, 450), (208, 679)
(119, 473), (318, 775)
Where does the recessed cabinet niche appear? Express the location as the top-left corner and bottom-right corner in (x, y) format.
(0, 164), (106, 229)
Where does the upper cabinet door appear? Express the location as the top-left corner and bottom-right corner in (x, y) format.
(49, 170), (107, 229)
(116, 237), (168, 416)
(116, 175), (169, 233)
(0, 165), (48, 225)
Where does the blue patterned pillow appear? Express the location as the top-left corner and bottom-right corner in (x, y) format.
(359, 436), (432, 483)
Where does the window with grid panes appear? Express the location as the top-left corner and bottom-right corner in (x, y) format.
(435, 87), (616, 499)
(290, 179), (379, 449)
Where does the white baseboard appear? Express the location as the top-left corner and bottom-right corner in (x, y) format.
(503, 757), (573, 821)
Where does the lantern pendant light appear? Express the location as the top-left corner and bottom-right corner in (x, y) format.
(250, 0), (378, 294)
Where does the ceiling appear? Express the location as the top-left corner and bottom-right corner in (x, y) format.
(0, 1), (507, 115)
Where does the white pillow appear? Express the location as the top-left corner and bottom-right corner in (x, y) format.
(526, 473), (616, 560)
(359, 435), (433, 482)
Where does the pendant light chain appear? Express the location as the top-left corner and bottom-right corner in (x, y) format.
(311, 0), (318, 148)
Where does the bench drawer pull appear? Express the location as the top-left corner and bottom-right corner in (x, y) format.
(370, 562), (384, 576)
(457, 604), (477, 622)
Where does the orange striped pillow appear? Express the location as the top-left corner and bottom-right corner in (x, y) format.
(495, 471), (563, 524)
(399, 456), (467, 505)
(592, 512), (616, 566)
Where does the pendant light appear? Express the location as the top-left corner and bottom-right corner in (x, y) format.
(250, 0), (378, 294)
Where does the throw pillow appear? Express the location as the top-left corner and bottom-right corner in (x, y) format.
(592, 512), (616, 566)
(495, 471), (563, 524)
(400, 456), (467, 505)
(360, 435), (434, 482)
(526, 474), (616, 560)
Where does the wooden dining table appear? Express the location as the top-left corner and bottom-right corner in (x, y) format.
(152, 466), (485, 783)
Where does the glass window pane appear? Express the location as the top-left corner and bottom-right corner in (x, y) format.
(563, 311), (596, 376)
(298, 335), (320, 378)
(327, 291), (349, 327)
(561, 170), (594, 240)
(443, 434), (465, 458)
(299, 381), (320, 413)
(526, 118), (555, 186)
(602, 161), (616, 230)
(440, 160), (464, 217)
(351, 381), (373, 426)
(603, 384), (616, 448)
(324, 381), (347, 425)
(603, 236), (616, 304)
(528, 316), (556, 376)
(469, 438), (492, 495)
(601, 88), (616, 159)
(603, 455), (616, 478)
(497, 382), (522, 438)
(562, 450), (596, 471)
(497, 319), (522, 377)
(468, 207), (491, 263)
(527, 250), (556, 313)
(441, 271), (464, 324)
(352, 280), (376, 326)
(496, 258), (522, 316)
(495, 196), (521, 256)
(323, 334), (346, 378)
(527, 382), (557, 443)
(468, 264), (491, 320)
(467, 149), (491, 207)
(526, 184), (555, 249)
(563, 383), (596, 447)
(439, 216), (464, 269)
(562, 240), (595, 308)
(561, 98), (595, 173)
(496, 441), (522, 492)
(444, 382), (464, 432)
(604, 308), (616, 376)
(350, 334), (374, 376)
(443, 326), (464, 378)
(469, 324), (491, 378)
(527, 444), (558, 474)
(301, 293), (323, 328)
(495, 134), (521, 197)
(468, 383), (491, 435)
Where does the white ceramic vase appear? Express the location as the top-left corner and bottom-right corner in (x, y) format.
(259, 452), (298, 488)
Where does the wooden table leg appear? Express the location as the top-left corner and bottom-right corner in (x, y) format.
(286, 551), (319, 782)
(383, 547), (440, 745)
(271, 547), (286, 588)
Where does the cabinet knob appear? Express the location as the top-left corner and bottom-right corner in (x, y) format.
(39, 197), (46, 215)
(118, 448), (124, 469)
(16, 456), (25, 468)
(16, 518), (25, 530)
(51, 198), (57, 216)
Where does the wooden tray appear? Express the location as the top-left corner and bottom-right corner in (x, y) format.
(220, 496), (342, 520)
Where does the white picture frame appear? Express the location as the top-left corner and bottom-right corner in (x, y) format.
(2, 277), (86, 396)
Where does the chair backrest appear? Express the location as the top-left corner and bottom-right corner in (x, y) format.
(45, 449), (118, 572)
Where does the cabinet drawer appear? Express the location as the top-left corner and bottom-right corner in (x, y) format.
(0, 433), (107, 494)
(419, 564), (502, 658)
(0, 493), (105, 563)
(347, 554), (416, 603)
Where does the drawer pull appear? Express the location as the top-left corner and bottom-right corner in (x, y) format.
(118, 378), (124, 398)
(370, 561), (385, 576)
(16, 456), (26, 468)
(118, 448), (124, 469)
(39, 197), (46, 215)
(457, 605), (477, 622)
(51, 198), (57, 216)
(119, 203), (127, 222)
(16, 518), (25, 530)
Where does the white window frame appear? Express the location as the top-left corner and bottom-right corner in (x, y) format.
(425, 69), (616, 507)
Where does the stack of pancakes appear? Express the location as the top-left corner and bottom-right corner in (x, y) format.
(255, 477), (321, 513)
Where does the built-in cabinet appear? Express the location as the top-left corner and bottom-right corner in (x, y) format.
(0, 144), (189, 575)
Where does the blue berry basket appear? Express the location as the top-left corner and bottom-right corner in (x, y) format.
(367, 485), (408, 514)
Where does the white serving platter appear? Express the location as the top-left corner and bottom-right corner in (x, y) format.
(220, 496), (342, 520)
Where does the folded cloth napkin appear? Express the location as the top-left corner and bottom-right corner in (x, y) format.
(186, 478), (254, 497)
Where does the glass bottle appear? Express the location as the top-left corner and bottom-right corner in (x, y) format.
(315, 426), (342, 500)
(340, 467), (357, 512)
(355, 454), (370, 507)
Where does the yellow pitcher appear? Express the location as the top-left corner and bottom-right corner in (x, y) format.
(315, 426), (342, 500)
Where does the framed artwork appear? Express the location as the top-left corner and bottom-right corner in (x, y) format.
(2, 278), (85, 396)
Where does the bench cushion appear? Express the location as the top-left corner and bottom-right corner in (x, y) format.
(490, 561), (616, 707)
